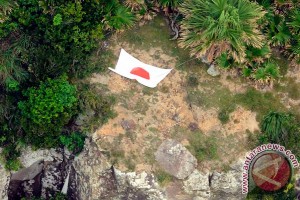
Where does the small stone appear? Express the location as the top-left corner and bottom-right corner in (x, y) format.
(121, 119), (136, 131)
(207, 65), (220, 77)
(188, 122), (199, 132)
(172, 113), (180, 122)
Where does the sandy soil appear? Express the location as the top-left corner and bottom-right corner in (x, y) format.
(91, 37), (260, 173)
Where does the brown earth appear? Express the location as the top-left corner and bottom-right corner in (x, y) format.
(91, 37), (260, 173)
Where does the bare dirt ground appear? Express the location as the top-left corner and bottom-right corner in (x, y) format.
(91, 37), (260, 173)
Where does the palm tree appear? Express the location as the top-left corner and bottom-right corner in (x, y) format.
(179, 0), (265, 63)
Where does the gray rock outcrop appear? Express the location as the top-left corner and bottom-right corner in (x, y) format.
(183, 170), (210, 198)
(155, 139), (197, 179)
(69, 138), (166, 200)
(8, 148), (66, 199)
(0, 158), (10, 200)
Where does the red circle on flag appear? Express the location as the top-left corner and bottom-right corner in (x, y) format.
(251, 152), (291, 191)
(130, 67), (150, 80)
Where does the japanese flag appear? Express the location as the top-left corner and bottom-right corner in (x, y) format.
(109, 49), (172, 88)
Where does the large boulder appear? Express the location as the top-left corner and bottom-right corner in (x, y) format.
(8, 150), (66, 200)
(210, 159), (246, 200)
(8, 160), (44, 199)
(69, 138), (165, 200)
(183, 170), (210, 198)
(19, 147), (63, 168)
(155, 139), (197, 179)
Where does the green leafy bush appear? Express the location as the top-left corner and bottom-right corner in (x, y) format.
(1, 0), (135, 80)
(60, 132), (86, 155)
(18, 75), (77, 148)
(259, 112), (300, 158)
(260, 111), (291, 143)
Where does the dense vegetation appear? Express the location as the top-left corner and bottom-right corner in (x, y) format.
(0, 0), (299, 199)
(0, 0), (134, 170)
(180, 0), (300, 81)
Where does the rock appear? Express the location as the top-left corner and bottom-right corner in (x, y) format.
(172, 113), (180, 122)
(210, 171), (240, 194)
(41, 162), (64, 198)
(201, 55), (211, 65)
(183, 170), (210, 196)
(19, 147), (63, 168)
(11, 160), (44, 181)
(0, 158), (10, 200)
(70, 138), (111, 199)
(9, 147), (69, 199)
(115, 170), (166, 199)
(155, 139), (197, 179)
(193, 196), (208, 200)
(207, 65), (220, 77)
(8, 161), (44, 199)
(188, 122), (199, 132)
(121, 119), (136, 131)
(70, 138), (166, 200)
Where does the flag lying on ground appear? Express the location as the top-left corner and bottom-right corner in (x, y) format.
(109, 49), (172, 88)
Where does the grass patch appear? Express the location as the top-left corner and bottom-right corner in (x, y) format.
(110, 149), (125, 165)
(187, 131), (218, 161)
(187, 74), (199, 87)
(125, 131), (137, 143)
(86, 48), (116, 76)
(148, 127), (159, 133)
(218, 105), (235, 124)
(124, 153), (137, 171)
(271, 52), (290, 76)
(133, 98), (149, 115)
(186, 85), (236, 111)
(274, 78), (300, 100)
(235, 88), (286, 122)
(154, 169), (173, 187)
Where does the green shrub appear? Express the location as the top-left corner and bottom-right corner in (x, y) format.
(260, 111), (291, 143)
(18, 75), (78, 148)
(187, 75), (199, 87)
(259, 111), (300, 159)
(218, 105), (235, 124)
(1, 0), (135, 80)
(60, 132), (86, 155)
(154, 169), (173, 186)
(187, 131), (218, 161)
(218, 109), (230, 124)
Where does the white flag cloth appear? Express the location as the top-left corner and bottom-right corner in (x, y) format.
(109, 49), (172, 88)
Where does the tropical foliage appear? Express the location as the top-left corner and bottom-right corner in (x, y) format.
(18, 75), (77, 148)
(0, 0), (134, 169)
(259, 111), (300, 157)
(179, 0), (265, 63)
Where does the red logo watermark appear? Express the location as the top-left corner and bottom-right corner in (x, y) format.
(242, 144), (299, 194)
